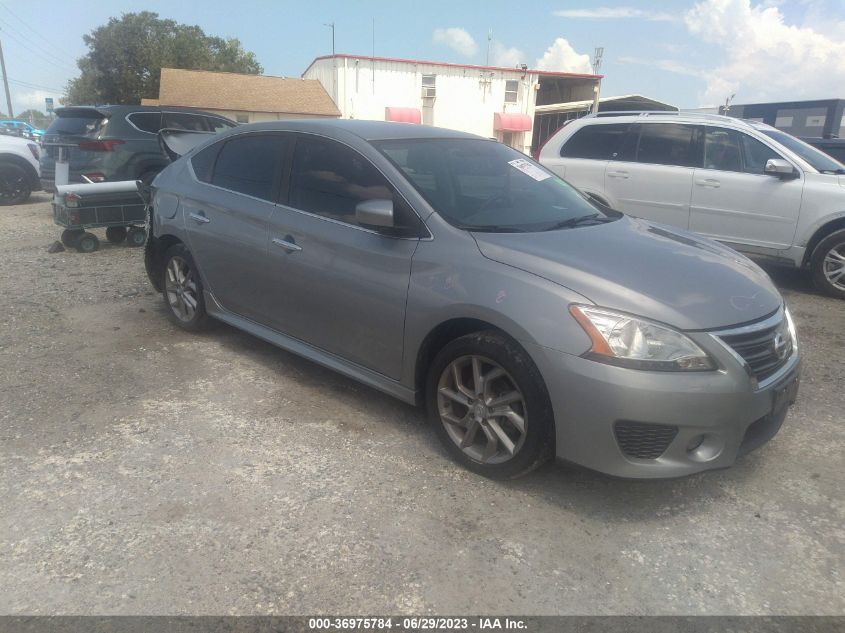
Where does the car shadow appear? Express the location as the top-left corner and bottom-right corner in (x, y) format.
(760, 263), (822, 297)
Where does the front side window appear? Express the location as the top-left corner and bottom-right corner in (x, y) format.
(635, 123), (698, 167)
(560, 124), (629, 160)
(505, 80), (519, 104)
(377, 138), (615, 233)
(211, 134), (286, 201)
(288, 136), (420, 231)
(739, 132), (783, 174)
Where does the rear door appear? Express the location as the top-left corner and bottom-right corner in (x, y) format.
(690, 126), (803, 249)
(603, 122), (700, 228)
(182, 132), (286, 322)
(544, 123), (630, 200)
(265, 134), (421, 379)
(41, 108), (110, 182)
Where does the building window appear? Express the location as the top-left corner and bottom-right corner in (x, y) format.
(421, 74), (436, 99)
(236, 113), (249, 124)
(505, 80), (519, 104)
(774, 107), (827, 136)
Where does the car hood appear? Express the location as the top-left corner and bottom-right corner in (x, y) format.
(473, 216), (782, 331)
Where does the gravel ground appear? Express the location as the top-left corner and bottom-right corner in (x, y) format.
(0, 195), (842, 615)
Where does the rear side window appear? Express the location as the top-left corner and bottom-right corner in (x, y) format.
(633, 124), (699, 167)
(560, 124), (629, 160)
(127, 112), (161, 134)
(211, 134), (286, 201)
(205, 116), (236, 132)
(46, 113), (108, 138)
(190, 143), (221, 183)
(703, 128), (742, 172)
(163, 113), (208, 131)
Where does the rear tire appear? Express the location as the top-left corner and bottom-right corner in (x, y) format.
(75, 232), (99, 253)
(161, 244), (208, 331)
(811, 229), (845, 300)
(105, 226), (127, 244)
(0, 162), (31, 205)
(426, 330), (555, 479)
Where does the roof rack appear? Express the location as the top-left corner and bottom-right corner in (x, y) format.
(580, 110), (765, 129)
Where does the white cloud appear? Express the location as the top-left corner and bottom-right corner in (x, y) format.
(12, 89), (60, 116)
(618, 55), (704, 78)
(490, 41), (525, 67)
(684, 0), (845, 104)
(433, 27), (478, 57)
(553, 7), (674, 21)
(535, 38), (593, 73)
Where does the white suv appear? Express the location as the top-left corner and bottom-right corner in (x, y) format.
(539, 112), (845, 298)
(0, 134), (40, 205)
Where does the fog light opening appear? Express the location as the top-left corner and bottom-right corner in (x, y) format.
(687, 433), (724, 462)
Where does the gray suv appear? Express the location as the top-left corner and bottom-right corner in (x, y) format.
(40, 105), (235, 191)
(145, 120), (801, 479)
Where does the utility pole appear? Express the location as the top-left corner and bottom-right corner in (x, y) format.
(591, 47), (604, 114)
(0, 38), (13, 118)
(486, 29), (492, 66)
(324, 22), (335, 56)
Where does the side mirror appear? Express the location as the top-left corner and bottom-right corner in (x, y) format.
(355, 198), (394, 228)
(764, 159), (797, 179)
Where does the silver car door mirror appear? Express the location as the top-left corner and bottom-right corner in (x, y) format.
(764, 158), (797, 178)
(355, 198), (395, 228)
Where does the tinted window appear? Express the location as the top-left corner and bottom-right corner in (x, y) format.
(289, 136), (419, 231)
(205, 116), (236, 132)
(377, 138), (613, 233)
(703, 128), (742, 172)
(211, 134), (286, 201)
(163, 113), (208, 131)
(636, 123), (698, 167)
(191, 143), (221, 183)
(560, 124), (629, 160)
(740, 133), (783, 174)
(127, 112), (161, 133)
(46, 113), (108, 138)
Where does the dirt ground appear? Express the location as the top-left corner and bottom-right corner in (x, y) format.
(1, 194), (843, 615)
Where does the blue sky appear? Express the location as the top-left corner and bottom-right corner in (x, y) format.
(2, 0), (844, 116)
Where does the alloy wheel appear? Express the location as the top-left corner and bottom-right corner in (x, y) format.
(165, 256), (199, 322)
(436, 355), (527, 464)
(823, 244), (845, 291)
(0, 173), (26, 203)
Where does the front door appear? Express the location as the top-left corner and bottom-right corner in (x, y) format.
(265, 134), (420, 380)
(183, 133), (287, 321)
(690, 127), (803, 249)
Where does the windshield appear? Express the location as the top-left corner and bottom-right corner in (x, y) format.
(375, 138), (616, 232)
(762, 129), (845, 174)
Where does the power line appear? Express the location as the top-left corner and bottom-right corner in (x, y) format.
(0, 2), (78, 60)
(8, 77), (63, 92)
(0, 21), (77, 73)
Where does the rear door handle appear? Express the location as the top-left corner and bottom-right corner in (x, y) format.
(272, 236), (302, 253)
(696, 178), (721, 188)
(607, 171), (629, 179)
(189, 212), (210, 224)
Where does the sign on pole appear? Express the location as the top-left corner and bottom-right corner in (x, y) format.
(45, 97), (54, 113)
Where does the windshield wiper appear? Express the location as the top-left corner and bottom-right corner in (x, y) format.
(457, 224), (527, 233)
(545, 213), (612, 231)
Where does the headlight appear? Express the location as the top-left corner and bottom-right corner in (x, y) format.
(569, 305), (715, 371)
(784, 306), (798, 351)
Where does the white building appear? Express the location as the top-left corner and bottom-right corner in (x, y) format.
(302, 54), (601, 155)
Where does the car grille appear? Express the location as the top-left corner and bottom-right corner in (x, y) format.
(717, 316), (792, 383)
(614, 422), (678, 459)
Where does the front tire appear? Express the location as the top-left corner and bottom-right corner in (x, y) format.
(426, 330), (554, 479)
(161, 244), (208, 331)
(811, 229), (845, 299)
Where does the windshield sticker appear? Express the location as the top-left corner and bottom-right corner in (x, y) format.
(508, 158), (551, 182)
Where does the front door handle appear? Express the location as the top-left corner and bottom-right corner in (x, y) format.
(607, 171), (629, 179)
(272, 236), (302, 253)
(695, 178), (721, 188)
(189, 212), (211, 224)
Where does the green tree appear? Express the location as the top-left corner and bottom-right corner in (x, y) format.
(64, 11), (263, 105)
(15, 110), (51, 128)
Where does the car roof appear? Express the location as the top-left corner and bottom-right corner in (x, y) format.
(575, 111), (774, 133)
(229, 118), (481, 142)
(54, 104), (234, 119)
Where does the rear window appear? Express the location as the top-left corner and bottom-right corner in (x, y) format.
(560, 124), (629, 160)
(46, 113), (108, 138)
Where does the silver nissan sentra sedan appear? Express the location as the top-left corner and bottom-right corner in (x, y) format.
(145, 119), (801, 479)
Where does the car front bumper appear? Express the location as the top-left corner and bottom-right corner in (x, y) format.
(524, 330), (801, 479)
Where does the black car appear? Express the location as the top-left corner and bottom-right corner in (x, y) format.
(39, 105), (236, 191)
(802, 137), (845, 164)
